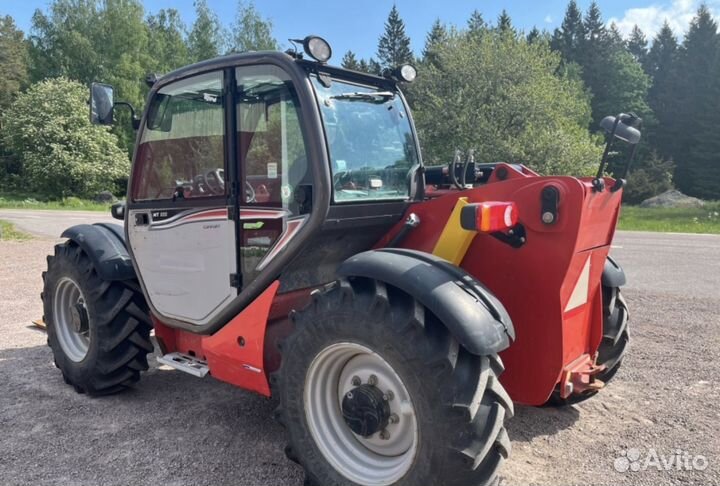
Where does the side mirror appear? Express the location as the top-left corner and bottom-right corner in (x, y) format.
(600, 115), (642, 145)
(110, 201), (125, 220)
(90, 82), (115, 125)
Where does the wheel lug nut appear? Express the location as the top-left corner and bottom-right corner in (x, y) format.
(379, 430), (391, 440)
(351, 376), (361, 386)
(385, 390), (394, 401)
(389, 413), (399, 424)
(367, 374), (378, 386)
(346, 391), (353, 399)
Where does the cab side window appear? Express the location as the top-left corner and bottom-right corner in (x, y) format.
(133, 71), (225, 201)
(237, 66), (309, 213)
(236, 65), (309, 285)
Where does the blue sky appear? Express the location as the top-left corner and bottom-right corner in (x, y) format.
(3, 0), (719, 60)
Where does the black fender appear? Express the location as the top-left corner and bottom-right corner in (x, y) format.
(602, 255), (626, 288)
(60, 223), (136, 281)
(337, 248), (515, 356)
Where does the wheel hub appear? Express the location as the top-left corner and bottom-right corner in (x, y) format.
(304, 342), (418, 485)
(70, 302), (89, 334)
(53, 277), (90, 362)
(341, 384), (391, 437)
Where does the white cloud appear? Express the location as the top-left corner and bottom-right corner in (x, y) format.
(544, 15), (553, 24)
(608, 0), (720, 39)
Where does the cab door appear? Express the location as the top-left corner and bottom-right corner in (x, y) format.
(126, 70), (237, 327)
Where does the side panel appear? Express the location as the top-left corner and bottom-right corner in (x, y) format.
(128, 208), (236, 326)
(153, 280), (280, 396)
(382, 166), (623, 405)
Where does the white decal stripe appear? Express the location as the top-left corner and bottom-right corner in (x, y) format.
(152, 207), (288, 229)
(565, 256), (591, 312)
(256, 217), (306, 271)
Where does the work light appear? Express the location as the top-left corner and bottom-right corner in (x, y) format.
(303, 35), (332, 63)
(397, 64), (417, 83)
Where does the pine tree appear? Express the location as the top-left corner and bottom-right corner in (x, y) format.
(228, 0), (276, 53)
(646, 22), (679, 159)
(0, 16), (28, 119)
(582, 2), (606, 45)
(468, 9), (486, 33)
(368, 58), (383, 75)
(673, 5), (720, 197)
(423, 19), (447, 66)
(341, 50), (360, 70)
(188, 0), (224, 62)
(496, 9), (514, 35)
(527, 27), (541, 44)
(607, 22), (625, 48)
(627, 25), (648, 68)
(551, 0), (584, 62)
(376, 5), (413, 70)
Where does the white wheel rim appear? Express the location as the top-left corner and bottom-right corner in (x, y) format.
(53, 277), (90, 362)
(304, 342), (418, 486)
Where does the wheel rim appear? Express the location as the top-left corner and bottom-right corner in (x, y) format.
(304, 342), (418, 486)
(53, 277), (90, 362)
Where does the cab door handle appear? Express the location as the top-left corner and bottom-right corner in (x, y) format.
(134, 213), (150, 226)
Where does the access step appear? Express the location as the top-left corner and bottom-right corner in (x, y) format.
(157, 352), (209, 378)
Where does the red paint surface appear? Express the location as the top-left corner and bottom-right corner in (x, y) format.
(379, 164), (622, 405)
(153, 281), (281, 397)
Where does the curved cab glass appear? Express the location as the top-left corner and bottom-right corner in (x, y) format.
(311, 76), (418, 202)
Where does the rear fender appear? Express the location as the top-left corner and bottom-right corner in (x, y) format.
(61, 224), (135, 281)
(337, 248), (515, 355)
(602, 255), (626, 288)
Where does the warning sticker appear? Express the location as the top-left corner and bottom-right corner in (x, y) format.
(267, 162), (278, 179)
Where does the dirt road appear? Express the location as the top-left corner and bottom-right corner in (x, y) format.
(1, 215), (718, 485)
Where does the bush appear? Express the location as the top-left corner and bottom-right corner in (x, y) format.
(622, 152), (675, 204)
(2, 77), (130, 198)
(408, 30), (603, 175)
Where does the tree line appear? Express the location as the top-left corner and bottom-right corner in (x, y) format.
(0, 0), (718, 201)
(341, 3), (720, 202)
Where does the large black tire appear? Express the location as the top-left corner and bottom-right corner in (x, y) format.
(546, 284), (629, 406)
(272, 277), (513, 486)
(42, 241), (153, 396)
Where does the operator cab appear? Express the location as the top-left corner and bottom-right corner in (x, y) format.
(90, 36), (422, 332)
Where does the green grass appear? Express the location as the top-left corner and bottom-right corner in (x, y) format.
(618, 202), (720, 234)
(0, 191), (112, 211)
(0, 220), (32, 240)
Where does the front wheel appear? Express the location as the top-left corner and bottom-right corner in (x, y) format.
(42, 241), (153, 395)
(273, 278), (513, 486)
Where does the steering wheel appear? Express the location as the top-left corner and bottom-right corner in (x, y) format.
(205, 168), (225, 195)
(333, 170), (351, 189)
(192, 174), (209, 195)
(245, 181), (256, 203)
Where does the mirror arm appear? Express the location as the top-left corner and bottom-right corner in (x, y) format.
(594, 115), (623, 192)
(113, 101), (141, 130)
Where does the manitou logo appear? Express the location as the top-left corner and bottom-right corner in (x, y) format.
(614, 448), (709, 473)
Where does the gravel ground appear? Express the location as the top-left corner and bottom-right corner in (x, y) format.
(1, 230), (718, 486)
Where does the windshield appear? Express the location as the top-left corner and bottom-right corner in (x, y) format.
(311, 75), (419, 202)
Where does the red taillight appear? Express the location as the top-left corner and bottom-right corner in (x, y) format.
(460, 201), (518, 233)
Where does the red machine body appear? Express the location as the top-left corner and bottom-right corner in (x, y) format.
(152, 162), (622, 406)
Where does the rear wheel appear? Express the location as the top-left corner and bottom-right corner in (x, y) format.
(273, 277), (513, 486)
(42, 241), (153, 396)
(547, 284), (629, 406)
